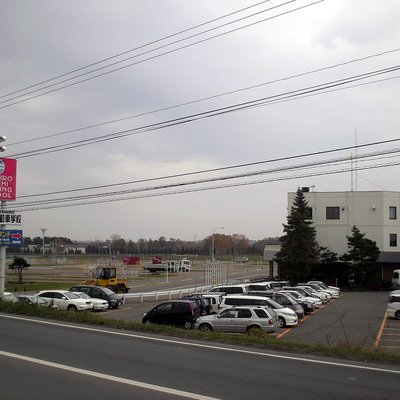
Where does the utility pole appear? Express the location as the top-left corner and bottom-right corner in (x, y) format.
(40, 228), (47, 256)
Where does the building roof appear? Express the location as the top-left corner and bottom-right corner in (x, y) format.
(378, 252), (400, 263)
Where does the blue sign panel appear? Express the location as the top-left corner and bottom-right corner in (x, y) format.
(0, 229), (23, 246)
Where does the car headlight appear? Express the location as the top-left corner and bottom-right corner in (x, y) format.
(282, 311), (295, 316)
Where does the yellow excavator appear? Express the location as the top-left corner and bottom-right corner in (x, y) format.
(82, 266), (130, 293)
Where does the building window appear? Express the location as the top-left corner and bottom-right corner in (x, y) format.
(305, 207), (313, 220)
(389, 206), (397, 220)
(326, 206), (340, 220)
(390, 234), (397, 247)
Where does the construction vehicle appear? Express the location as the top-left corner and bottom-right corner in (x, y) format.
(82, 266), (130, 293)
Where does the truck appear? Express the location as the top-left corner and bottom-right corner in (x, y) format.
(143, 258), (192, 273)
(392, 269), (400, 290)
(82, 266), (130, 293)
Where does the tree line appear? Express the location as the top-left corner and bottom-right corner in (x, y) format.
(15, 233), (274, 257)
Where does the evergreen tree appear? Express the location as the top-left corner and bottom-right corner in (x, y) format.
(274, 189), (317, 281)
(8, 257), (31, 284)
(341, 225), (380, 285)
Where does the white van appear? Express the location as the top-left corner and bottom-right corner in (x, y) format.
(209, 284), (249, 295)
(196, 293), (223, 314)
(392, 269), (400, 289)
(219, 295), (298, 328)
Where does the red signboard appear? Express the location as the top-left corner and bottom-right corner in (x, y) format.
(0, 158), (17, 201)
(123, 256), (141, 265)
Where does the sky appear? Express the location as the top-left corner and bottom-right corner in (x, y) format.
(1, 0), (400, 242)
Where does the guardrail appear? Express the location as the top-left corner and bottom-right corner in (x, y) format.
(124, 285), (212, 302)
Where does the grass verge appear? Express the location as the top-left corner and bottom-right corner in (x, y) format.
(1, 300), (399, 364)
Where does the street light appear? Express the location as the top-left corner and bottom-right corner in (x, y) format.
(40, 228), (47, 256)
(103, 240), (111, 266)
(211, 226), (224, 265)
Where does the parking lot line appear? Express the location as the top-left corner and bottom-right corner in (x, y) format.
(374, 312), (387, 347)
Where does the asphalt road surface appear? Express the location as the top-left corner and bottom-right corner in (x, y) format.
(1, 313), (399, 399)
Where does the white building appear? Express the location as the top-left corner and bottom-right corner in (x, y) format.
(288, 189), (400, 281)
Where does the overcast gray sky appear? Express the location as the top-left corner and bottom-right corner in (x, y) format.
(1, 0), (400, 242)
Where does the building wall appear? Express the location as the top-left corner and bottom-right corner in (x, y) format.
(288, 190), (400, 257)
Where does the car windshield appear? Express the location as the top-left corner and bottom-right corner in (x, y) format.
(319, 283), (329, 289)
(102, 288), (116, 295)
(64, 292), (80, 299)
(266, 299), (284, 309)
(77, 292), (91, 299)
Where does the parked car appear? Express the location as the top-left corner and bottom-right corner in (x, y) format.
(142, 300), (199, 329)
(301, 282), (339, 298)
(234, 256), (249, 263)
(387, 292), (400, 320)
(74, 292), (109, 311)
(17, 295), (50, 307)
(36, 290), (92, 311)
(208, 285), (248, 295)
(253, 291), (305, 319)
(195, 306), (278, 333)
(69, 285), (124, 309)
(278, 290), (316, 313)
(180, 295), (211, 315)
(281, 287), (323, 308)
(307, 280), (340, 293)
(296, 286), (330, 303)
(196, 293), (223, 314)
(1, 292), (19, 302)
(218, 295), (298, 328)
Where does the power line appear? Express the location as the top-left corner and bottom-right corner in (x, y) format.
(8, 146), (400, 210)
(10, 158), (400, 212)
(15, 136), (400, 200)
(8, 47), (399, 148)
(0, 0), (274, 101)
(0, 0), (325, 109)
(8, 64), (400, 159)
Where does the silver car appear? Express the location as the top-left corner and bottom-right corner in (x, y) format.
(195, 306), (278, 334)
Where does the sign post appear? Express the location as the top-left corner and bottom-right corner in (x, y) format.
(0, 157), (18, 297)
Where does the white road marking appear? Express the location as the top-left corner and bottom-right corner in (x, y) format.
(0, 350), (219, 400)
(130, 284), (147, 288)
(180, 278), (193, 282)
(1, 314), (400, 375)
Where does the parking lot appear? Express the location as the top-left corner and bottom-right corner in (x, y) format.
(100, 290), (400, 354)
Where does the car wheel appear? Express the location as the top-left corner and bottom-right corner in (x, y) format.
(247, 325), (263, 334)
(395, 311), (400, 320)
(183, 321), (193, 330)
(199, 323), (213, 332)
(278, 317), (286, 328)
(143, 319), (151, 325)
(67, 305), (77, 311)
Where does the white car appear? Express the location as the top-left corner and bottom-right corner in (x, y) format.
(219, 295), (298, 328)
(306, 282), (340, 298)
(37, 290), (92, 311)
(387, 292), (400, 320)
(1, 292), (19, 302)
(308, 281), (341, 293)
(75, 292), (108, 311)
(296, 286), (330, 303)
(196, 293), (223, 314)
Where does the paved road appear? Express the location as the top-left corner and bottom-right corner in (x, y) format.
(1, 313), (399, 399)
